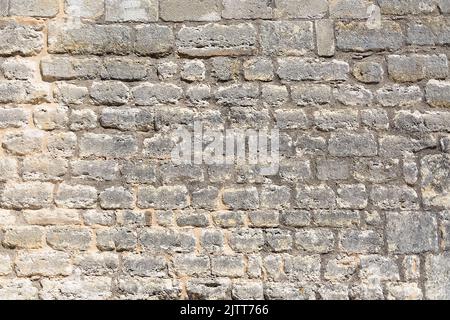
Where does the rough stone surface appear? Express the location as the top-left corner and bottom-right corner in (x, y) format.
(0, 0), (448, 301)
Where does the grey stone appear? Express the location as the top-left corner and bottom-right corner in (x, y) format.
(2, 226), (44, 249)
(314, 109), (359, 131)
(316, 19), (335, 57)
(421, 154), (450, 208)
(74, 252), (119, 276)
(181, 60), (206, 82)
(1, 58), (36, 80)
(295, 185), (336, 209)
(33, 105), (68, 131)
(117, 277), (180, 300)
(99, 186), (134, 210)
(210, 57), (239, 81)
(186, 279), (231, 300)
(329, 0), (372, 18)
(336, 21), (404, 52)
(277, 58), (349, 81)
(291, 84), (332, 106)
(426, 80), (450, 108)
(386, 211), (438, 254)
(232, 281), (264, 300)
(177, 23), (257, 57)
(387, 54), (448, 82)
(22, 156), (68, 181)
(0, 108), (28, 128)
(71, 160), (119, 181)
(135, 24), (174, 57)
(243, 58), (274, 81)
(370, 185), (419, 210)
(340, 229), (382, 254)
(173, 254), (210, 276)
(47, 226), (92, 251)
(0, 21), (44, 56)
(2, 129), (45, 155)
(1, 182), (53, 209)
(353, 61), (384, 84)
(90, 81), (129, 105)
(65, 0), (104, 18)
(378, 0), (436, 15)
(316, 159), (351, 181)
(96, 227), (137, 251)
(48, 22), (133, 55)
(79, 133), (138, 158)
(313, 210), (361, 228)
(139, 228), (195, 253)
(260, 21), (314, 56)
(122, 253), (167, 277)
(55, 183), (98, 209)
(295, 229), (334, 253)
(15, 250), (72, 276)
(137, 186), (189, 209)
(285, 254), (321, 282)
(376, 85), (423, 107)
(223, 0), (272, 19)
(425, 254), (450, 299)
(274, 0), (328, 18)
(211, 255), (245, 277)
(10, 0), (59, 17)
(132, 83), (182, 105)
(328, 131), (377, 157)
(337, 184), (368, 209)
(223, 187), (259, 210)
(160, 0), (220, 21)
(105, 0), (158, 22)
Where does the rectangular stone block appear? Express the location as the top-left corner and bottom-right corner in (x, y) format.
(336, 21), (404, 52)
(137, 186), (189, 209)
(105, 0), (158, 22)
(1, 182), (53, 209)
(134, 25), (174, 56)
(10, 0), (59, 17)
(274, 0), (328, 18)
(426, 80), (450, 108)
(316, 19), (335, 57)
(328, 131), (377, 157)
(426, 254), (450, 299)
(223, 0), (273, 19)
(260, 21), (314, 56)
(160, 0), (220, 21)
(0, 21), (44, 56)
(329, 0), (372, 19)
(387, 54), (448, 82)
(79, 133), (138, 158)
(15, 250), (72, 276)
(277, 58), (349, 81)
(48, 22), (134, 55)
(378, 0), (436, 15)
(176, 23), (257, 57)
(370, 185), (419, 210)
(65, 0), (105, 19)
(387, 211), (438, 254)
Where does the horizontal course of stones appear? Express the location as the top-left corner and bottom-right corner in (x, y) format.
(0, 0), (449, 300)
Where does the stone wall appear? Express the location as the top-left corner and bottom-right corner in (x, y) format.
(0, 0), (449, 300)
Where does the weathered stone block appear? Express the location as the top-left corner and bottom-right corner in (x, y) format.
(105, 0), (158, 22)
(260, 21), (314, 56)
(177, 23), (257, 57)
(387, 211), (438, 254)
(336, 21), (404, 52)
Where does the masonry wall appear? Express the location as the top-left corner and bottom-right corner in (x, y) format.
(0, 0), (449, 300)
